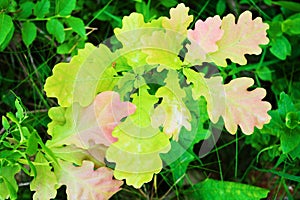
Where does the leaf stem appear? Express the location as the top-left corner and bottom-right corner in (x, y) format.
(15, 15), (70, 22)
(235, 132), (238, 178)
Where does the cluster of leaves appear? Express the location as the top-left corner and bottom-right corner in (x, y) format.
(25, 3), (272, 199)
(1, 96), (123, 200)
(0, 0), (86, 54)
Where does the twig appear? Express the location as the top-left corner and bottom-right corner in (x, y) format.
(139, 188), (149, 199)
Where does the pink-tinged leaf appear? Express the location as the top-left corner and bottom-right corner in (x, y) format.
(58, 160), (123, 200)
(222, 78), (272, 134)
(188, 16), (223, 53)
(208, 11), (269, 67)
(185, 16), (223, 64)
(162, 3), (193, 34)
(183, 68), (225, 123)
(151, 70), (191, 140)
(46, 91), (136, 149)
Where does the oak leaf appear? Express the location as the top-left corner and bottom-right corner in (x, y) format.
(222, 78), (272, 134)
(46, 91), (136, 148)
(58, 160), (123, 200)
(208, 11), (269, 66)
(151, 69), (192, 140)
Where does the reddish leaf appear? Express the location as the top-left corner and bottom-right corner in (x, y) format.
(47, 91), (136, 148)
(58, 160), (123, 200)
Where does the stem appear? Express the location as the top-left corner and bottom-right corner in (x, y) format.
(235, 133), (238, 178)
(15, 15), (70, 22)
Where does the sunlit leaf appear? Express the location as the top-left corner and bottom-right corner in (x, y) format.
(106, 123), (171, 188)
(0, 164), (20, 200)
(114, 13), (162, 68)
(30, 152), (58, 200)
(186, 16), (223, 64)
(208, 11), (269, 66)
(46, 91), (136, 148)
(44, 43), (119, 107)
(141, 30), (183, 70)
(58, 160), (123, 200)
(183, 68), (225, 123)
(222, 78), (271, 134)
(129, 85), (159, 127)
(152, 69), (191, 140)
(50, 144), (107, 166)
(161, 3), (193, 34)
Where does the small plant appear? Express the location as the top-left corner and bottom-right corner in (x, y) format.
(42, 3), (271, 199)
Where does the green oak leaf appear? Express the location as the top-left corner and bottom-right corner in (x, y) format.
(114, 12), (162, 68)
(0, 164), (21, 200)
(106, 123), (171, 188)
(161, 3), (193, 35)
(115, 64), (155, 100)
(30, 152), (58, 200)
(96, 67), (118, 92)
(114, 12), (162, 48)
(141, 30), (183, 70)
(129, 85), (159, 127)
(116, 72), (136, 100)
(44, 43), (118, 107)
(183, 68), (225, 123)
(49, 144), (107, 166)
(161, 93), (210, 186)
